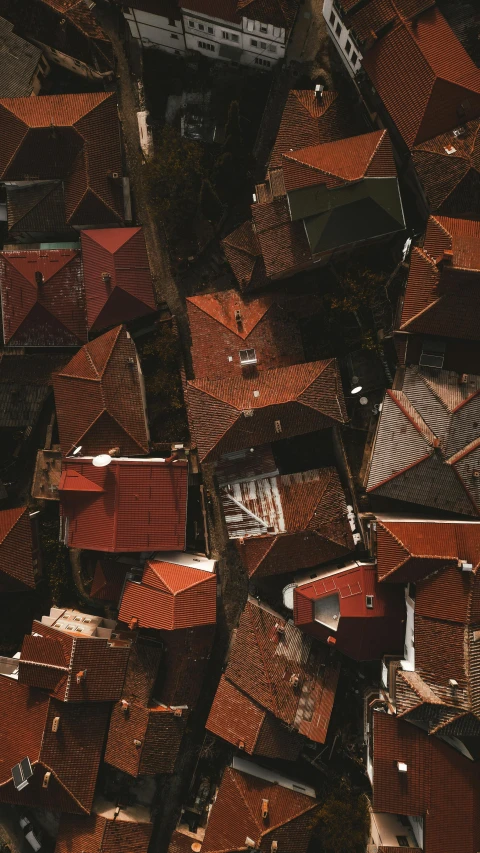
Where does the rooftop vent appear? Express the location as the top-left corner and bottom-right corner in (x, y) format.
(129, 617), (139, 630)
(458, 560), (473, 571)
(444, 145), (456, 155)
(459, 373), (468, 384)
(274, 419), (282, 433)
(315, 83), (324, 99)
(52, 716), (60, 733)
(449, 678), (458, 688)
(43, 771), (51, 789)
(133, 738), (142, 748)
(76, 670), (87, 685)
(245, 839), (256, 849)
(397, 761), (408, 773)
(275, 622), (285, 635)
(261, 799), (269, 819)
(238, 740), (245, 749)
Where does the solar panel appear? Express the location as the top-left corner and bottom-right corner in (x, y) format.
(11, 756), (33, 791)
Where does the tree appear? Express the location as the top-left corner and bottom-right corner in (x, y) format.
(313, 787), (369, 853)
(199, 179), (223, 224)
(144, 126), (206, 244)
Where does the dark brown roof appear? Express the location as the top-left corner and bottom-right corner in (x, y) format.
(186, 358), (347, 462)
(53, 325), (150, 457)
(237, 0), (298, 29)
(6, 181), (71, 237)
(56, 813), (153, 853)
(222, 221), (268, 291)
(0, 507), (37, 590)
(412, 119), (480, 216)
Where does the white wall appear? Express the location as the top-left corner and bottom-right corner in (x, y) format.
(182, 7), (285, 66)
(126, 7), (186, 53)
(402, 588), (415, 670)
(322, 0), (362, 77)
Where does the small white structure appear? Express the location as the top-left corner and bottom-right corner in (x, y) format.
(322, 0), (362, 77)
(125, 0), (186, 53)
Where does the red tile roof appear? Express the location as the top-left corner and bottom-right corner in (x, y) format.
(211, 597), (340, 744)
(158, 625), (215, 708)
(361, 7), (480, 148)
(250, 195), (312, 279)
(104, 640), (188, 776)
(53, 325), (150, 457)
(42, 0), (111, 42)
(376, 518), (480, 582)
(268, 89), (361, 171)
(186, 358), (347, 462)
(56, 813), (153, 853)
(293, 562), (405, 660)
(187, 289), (304, 379)
(372, 712), (480, 853)
(0, 507), (38, 590)
(206, 675), (302, 759)
(200, 766), (317, 853)
(0, 249), (86, 347)
(399, 216), (480, 340)
(18, 619), (131, 702)
(59, 456), (188, 552)
(81, 228), (156, 332)
(222, 221), (268, 290)
(281, 129), (395, 191)
(412, 119), (480, 216)
(0, 93), (123, 226)
(89, 558), (129, 602)
(119, 558), (216, 630)
(0, 675), (109, 814)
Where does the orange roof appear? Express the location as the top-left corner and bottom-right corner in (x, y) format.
(187, 290), (272, 339)
(119, 559), (216, 630)
(362, 7), (480, 148)
(56, 814), (152, 853)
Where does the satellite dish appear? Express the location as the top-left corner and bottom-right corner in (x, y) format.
(72, 446), (82, 456)
(351, 385), (363, 395)
(92, 454), (113, 468)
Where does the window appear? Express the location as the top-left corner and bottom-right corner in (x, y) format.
(246, 18), (254, 31)
(260, 22), (268, 32)
(335, 21), (341, 36)
(170, 33), (179, 38)
(419, 338), (446, 369)
(260, 41), (266, 49)
(351, 50), (357, 64)
(231, 33), (239, 41)
(168, 17), (176, 25)
(250, 38), (258, 46)
(222, 31), (239, 41)
(207, 25), (214, 33)
(198, 40), (215, 51)
(198, 22), (205, 30)
(268, 43), (276, 52)
(366, 595), (374, 609)
(254, 56), (270, 66)
(345, 39), (351, 54)
(396, 839), (410, 849)
(329, 11), (335, 25)
(188, 19), (194, 26)
(273, 26), (281, 36)
(239, 348), (257, 365)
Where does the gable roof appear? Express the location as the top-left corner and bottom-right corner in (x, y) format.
(5, 181), (71, 237)
(119, 557), (216, 630)
(187, 289), (305, 379)
(53, 325), (150, 457)
(412, 119), (480, 216)
(59, 456), (188, 552)
(366, 366), (480, 516)
(217, 597), (340, 743)
(55, 813), (153, 853)
(399, 216), (480, 340)
(376, 518), (480, 582)
(372, 712), (480, 852)
(222, 221), (268, 290)
(0, 249), (86, 347)
(0, 93), (123, 226)
(89, 558), (129, 603)
(0, 675), (109, 814)
(18, 619), (131, 702)
(80, 228), (156, 332)
(0, 507), (37, 590)
(268, 89), (362, 170)
(0, 16), (43, 98)
(361, 6), (480, 148)
(186, 358), (347, 462)
(200, 766), (316, 853)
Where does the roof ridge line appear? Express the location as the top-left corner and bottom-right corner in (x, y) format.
(0, 506), (24, 547)
(387, 389), (437, 445)
(260, 801), (317, 840)
(446, 435), (480, 466)
(366, 451), (432, 493)
(224, 490), (270, 530)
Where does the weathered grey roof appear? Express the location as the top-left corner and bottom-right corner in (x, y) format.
(0, 17), (43, 97)
(367, 366), (480, 516)
(6, 181), (71, 236)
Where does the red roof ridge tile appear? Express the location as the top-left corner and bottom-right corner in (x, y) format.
(186, 290), (273, 340)
(282, 129), (386, 183)
(0, 507), (26, 545)
(387, 389), (438, 445)
(447, 435), (480, 466)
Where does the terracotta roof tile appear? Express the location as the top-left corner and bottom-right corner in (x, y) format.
(201, 766), (316, 853)
(412, 119), (480, 215)
(362, 8), (480, 148)
(376, 518), (480, 582)
(251, 195), (312, 278)
(119, 559), (216, 630)
(89, 559), (128, 603)
(220, 598), (339, 744)
(0, 507), (37, 589)
(59, 457), (188, 552)
(0, 93), (123, 226)
(187, 289), (304, 379)
(186, 359), (347, 462)
(222, 221), (268, 290)
(81, 228), (156, 332)
(53, 325), (150, 457)
(0, 249), (86, 347)
(56, 814), (153, 853)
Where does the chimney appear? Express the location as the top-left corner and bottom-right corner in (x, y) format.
(245, 839), (256, 849)
(315, 83), (324, 100)
(133, 738), (142, 748)
(238, 740), (245, 749)
(235, 309), (242, 330)
(397, 761), (408, 773)
(459, 373), (468, 385)
(76, 670), (87, 685)
(261, 799), (269, 820)
(108, 446), (121, 457)
(327, 635), (337, 645)
(442, 249), (453, 265)
(275, 621), (285, 635)
(271, 844), (278, 853)
(449, 678), (458, 689)
(289, 673), (300, 688)
(51, 716), (60, 733)
(101, 272), (112, 286)
(43, 771), (51, 789)
(121, 699), (130, 715)
(129, 617), (139, 631)
(173, 708), (183, 717)
(35, 271), (44, 287)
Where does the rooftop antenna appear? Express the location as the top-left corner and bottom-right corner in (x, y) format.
(92, 454), (113, 468)
(72, 446), (82, 456)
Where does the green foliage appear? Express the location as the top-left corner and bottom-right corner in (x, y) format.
(145, 126), (206, 243)
(311, 784), (369, 853)
(39, 511), (74, 606)
(199, 179), (224, 224)
(330, 266), (386, 315)
(213, 100), (254, 204)
(137, 321), (189, 443)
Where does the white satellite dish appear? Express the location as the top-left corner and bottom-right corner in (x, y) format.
(351, 385), (363, 395)
(72, 445), (82, 456)
(92, 454), (113, 468)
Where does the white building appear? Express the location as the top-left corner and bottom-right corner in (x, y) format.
(125, 0), (297, 67)
(125, 0), (186, 54)
(322, 0), (362, 76)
